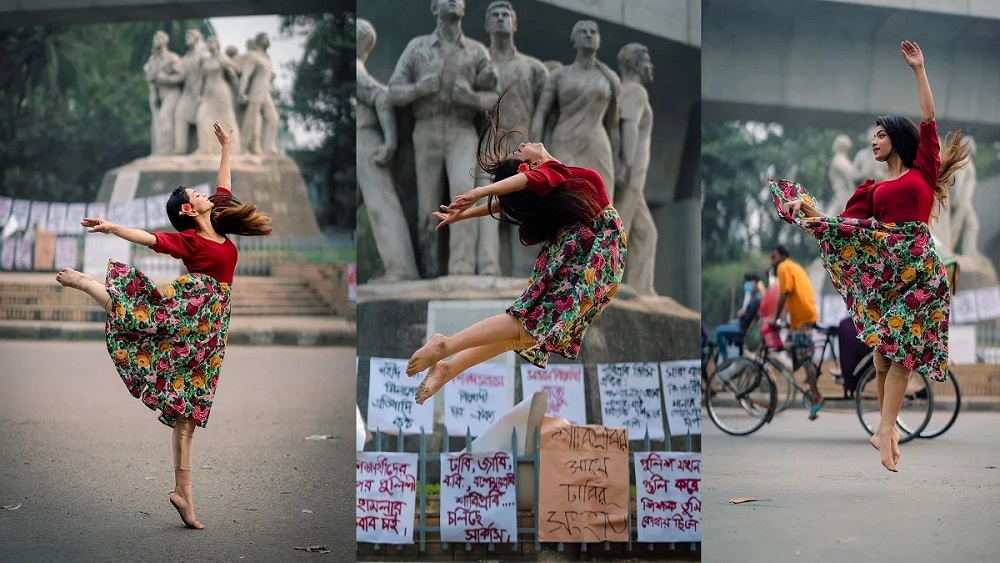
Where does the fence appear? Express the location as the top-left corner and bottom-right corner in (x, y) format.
(359, 423), (700, 557)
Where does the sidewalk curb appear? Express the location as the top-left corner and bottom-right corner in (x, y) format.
(0, 322), (356, 347)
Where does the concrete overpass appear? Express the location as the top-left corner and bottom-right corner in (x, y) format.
(0, 0), (353, 27)
(703, 0), (1000, 135)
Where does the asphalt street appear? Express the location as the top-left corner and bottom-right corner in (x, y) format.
(0, 341), (356, 562)
(702, 408), (1000, 562)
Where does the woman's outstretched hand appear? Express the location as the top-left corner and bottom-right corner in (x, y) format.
(901, 40), (924, 69)
(450, 187), (483, 212)
(433, 205), (464, 230)
(212, 120), (233, 147)
(82, 218), (116, 234)
(782, 199), (804, 216)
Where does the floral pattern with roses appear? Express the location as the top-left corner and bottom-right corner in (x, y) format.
(507, 207), (626, 367)
(104, 260), (231, 428)
(770, 179), (951, 382)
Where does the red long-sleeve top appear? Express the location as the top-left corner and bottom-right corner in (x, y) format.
(521, 160), (610, 217)
(149, 187), (239, 284)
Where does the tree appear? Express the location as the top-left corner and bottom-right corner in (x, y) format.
(279, 13), (356, 233)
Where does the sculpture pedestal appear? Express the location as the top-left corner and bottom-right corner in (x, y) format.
(96, 154), (321, 236)
(355, 277), (701, 480)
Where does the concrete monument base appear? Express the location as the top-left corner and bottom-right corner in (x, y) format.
(355, 276), (701, 478)
(95, 154), (321, 236)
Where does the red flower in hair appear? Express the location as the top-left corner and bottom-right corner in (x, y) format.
(180, 203), (193, 214)
(517, 162), (530, 173)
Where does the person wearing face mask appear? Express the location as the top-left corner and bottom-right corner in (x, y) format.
(714, 273), (763, 361)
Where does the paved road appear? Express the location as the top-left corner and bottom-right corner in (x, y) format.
(703, 409), (1000, 562)
(0, 341), (356, 562)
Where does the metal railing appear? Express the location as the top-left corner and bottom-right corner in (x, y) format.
(360, 423), (699, 557)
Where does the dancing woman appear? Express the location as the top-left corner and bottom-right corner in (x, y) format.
(56, 121), (273, 527)
(774, 41), (968, 472)
(406, 86), (627, 404)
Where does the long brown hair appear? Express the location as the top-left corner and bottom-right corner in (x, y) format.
(167, 187), (273, 237)
(875, 115), (970, 222)
(476, 84), (601, 246)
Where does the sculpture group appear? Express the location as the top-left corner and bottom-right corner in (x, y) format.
(358, 0), (660, 295)
(144, 29), (279, 157)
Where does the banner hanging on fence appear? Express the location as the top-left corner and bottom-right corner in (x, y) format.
(356, 452), (418, 544)
(439, 451), (517, 543)
(633, 451), (701, 542)
(659, 360), (702, 436)
(520, 364), (587, 425)
(444, 362), (512, 437)
(597, 363), (665, 440)
(538, 416), (629, 543)
(367, 358), (434, 434)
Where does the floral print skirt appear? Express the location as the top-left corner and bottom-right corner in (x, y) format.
(770, 179), (951, 382)
(507, 206), (627, 368)
(104, 260), (231, 428)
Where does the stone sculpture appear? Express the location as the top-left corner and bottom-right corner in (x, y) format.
(828, 134), (854, 214)
(356, 19), (420, 281)
(484, 0), (549, 277)
(143, 31), (183, 156)
(616, 42), (657, 296)
(388, 0), (498, 278)
(951, 136), (980, 256)
(530, 20), (621, 202)
(238, 32), (280, 155)
(173, 29), (208, 155)
(195, 36), (242, 155)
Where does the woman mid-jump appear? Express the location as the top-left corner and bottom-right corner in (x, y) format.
(405, 86), (627, 404)
(56, 121), (273, 527)
(775, 41), (969, 472)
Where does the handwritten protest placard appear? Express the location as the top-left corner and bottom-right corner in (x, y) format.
(659, 360), (702, 436)
(439, 451), (517, 543)
(356, 452), (418, 544)
(520, 364), (587, 424)
(15, 239), (32, 270)
(46, 203), (67, 235)
(444, 363), (511, 437)
(54, 238), (78, 272)
(1, 239), (15, 270)
(28, 201), (49, 232)
(634, 452), (701, 542)
(145, 193), (172, 229)
(597, 363), (664, 440)
(0, 196), (11, 224)
(538, 416), (629, 543)
(65, 203), (87, 233)
(367, 358), (433, 435)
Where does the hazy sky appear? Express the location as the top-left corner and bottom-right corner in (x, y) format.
(208, 15), (322, 148)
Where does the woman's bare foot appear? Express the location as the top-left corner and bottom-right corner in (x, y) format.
(55, 268), (94, 291)
(869, 433), (898, 472)
(415, 361), (452, 405)
(406, 333), (448, 376)
(169, 489), (205, 529)
(870, 428), (902, 466)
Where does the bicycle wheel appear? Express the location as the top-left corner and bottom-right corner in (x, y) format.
(705, 357), (777, 436)
(918, 371), (961, 439)
(854, 365), (933, 444)
(765, 357), (797, 413)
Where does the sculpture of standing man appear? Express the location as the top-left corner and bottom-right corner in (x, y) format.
(173, 29), (208, 155)
(530, 20), (622, 202)
(238, 32), (280, 155)
(827, 134), (854, 214)
(144, 31), (183, 156)
(484, 0), (548, 277)
(357, 18), (420, 281)
(388, 0), (498, 278)
(615, 43), (658, 295)
(951, 136), (980, 257)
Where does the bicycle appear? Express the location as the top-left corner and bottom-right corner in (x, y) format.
(703, 334), (779, 436)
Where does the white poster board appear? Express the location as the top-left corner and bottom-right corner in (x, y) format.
(355, 452), (418, 544)
(597, 363), (665, 440)
(366, 357), (434, 435)
(634, 451), (702, 543)
(444, 362), (512, 437)
(951, 291), (978, 325)
(659, 360), (702, 436)
(974, 286), (1000, 321)
(439, 451), (517, 543)
(519, 364), (587, 425)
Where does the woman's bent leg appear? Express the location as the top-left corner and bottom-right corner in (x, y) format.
(407, 313), (524, 375)
(870, 361), (910, 472)
(55, 269), (112, 313)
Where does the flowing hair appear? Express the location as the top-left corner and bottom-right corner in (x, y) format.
(166, 187), (273, 237)
(476, 83), (601, 246)
(875, 115), (971, 222)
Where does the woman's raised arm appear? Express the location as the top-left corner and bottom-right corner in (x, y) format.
(902, 41), (935, 123)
